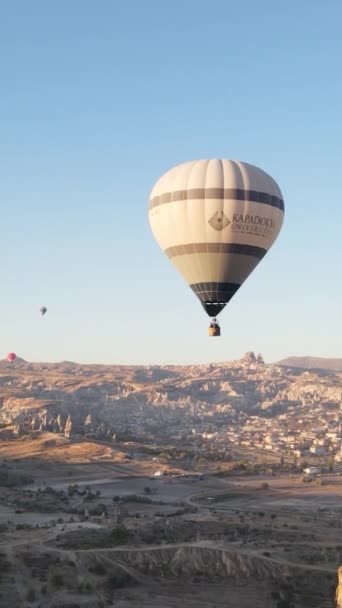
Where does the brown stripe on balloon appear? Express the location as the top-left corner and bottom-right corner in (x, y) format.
(165, 243), (267, 260)
(149, 188), (284, 211)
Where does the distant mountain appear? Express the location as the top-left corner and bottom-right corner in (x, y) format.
(277, 356), (342, 371)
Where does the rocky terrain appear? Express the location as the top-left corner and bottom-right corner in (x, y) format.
(0, 466), (340, 607)
(0, 352), (341, 444)
(0, 353), (341, 607)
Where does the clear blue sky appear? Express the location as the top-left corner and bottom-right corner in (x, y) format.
(0, 0), (341, 365)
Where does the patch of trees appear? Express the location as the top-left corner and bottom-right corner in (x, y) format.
(0, 470), (33, 487)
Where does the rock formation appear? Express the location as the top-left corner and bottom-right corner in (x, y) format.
(337, 566), (342, 607)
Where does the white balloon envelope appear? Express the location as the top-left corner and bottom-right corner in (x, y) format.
(148, 159), (285, 329)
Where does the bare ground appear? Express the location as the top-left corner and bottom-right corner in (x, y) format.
(0, 440), (340, 607)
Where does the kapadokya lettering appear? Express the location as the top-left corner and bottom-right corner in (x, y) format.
(232, 214), (274, 228)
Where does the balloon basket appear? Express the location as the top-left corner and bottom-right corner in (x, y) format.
(208, 324), (221, 337)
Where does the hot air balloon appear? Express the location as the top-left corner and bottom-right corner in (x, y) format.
(40, 306), (47, 317)
(148, 159), (285, 336)
(7, 353), (17, 362)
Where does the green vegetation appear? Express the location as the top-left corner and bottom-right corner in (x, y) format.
(111, 525), (130, 545)
(0, 553), (11, 573)
(0, 470), (33, 487)
(88, 562), (107, 576)
(104, 572), (133, 589)
(112, 493), (153, 504)
(51, 573), (64, 587)
(25, 588), (36, 602)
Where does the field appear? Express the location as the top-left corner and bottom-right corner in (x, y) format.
(0, 436), (340, 607)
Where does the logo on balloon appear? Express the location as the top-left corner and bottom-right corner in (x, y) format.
(231, 214), (275, 238)
(208, 211), (275, 238)
(208, 211), (231, 231)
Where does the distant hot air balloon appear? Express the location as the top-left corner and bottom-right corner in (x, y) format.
(148, 159), (285, 336)
(7, 353), (17, 362)
(40, 306), (47, 317)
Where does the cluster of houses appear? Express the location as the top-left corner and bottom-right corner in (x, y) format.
(189, 400), (342, 470)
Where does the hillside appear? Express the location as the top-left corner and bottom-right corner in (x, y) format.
(277, 356), (342, 371)
(0, 352), (341, 606)
(0, 351), (341, 452)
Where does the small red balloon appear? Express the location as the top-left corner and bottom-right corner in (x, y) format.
(7, 353), (17, 362)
